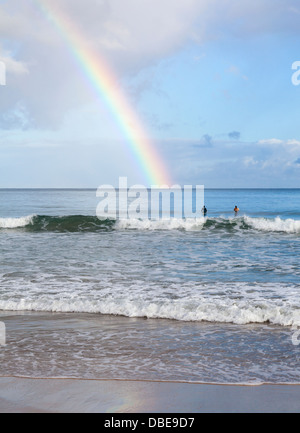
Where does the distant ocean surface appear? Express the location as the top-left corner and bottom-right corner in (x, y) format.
(1, 188), (300, 384)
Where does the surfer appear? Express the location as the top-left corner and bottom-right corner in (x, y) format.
(202, 206), (207, 216)
(234, 205), (239, 214)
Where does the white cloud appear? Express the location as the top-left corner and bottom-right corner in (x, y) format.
(243, 156), (258, 167)
(0, 0), (300, 131)
(159, 134), (300, 187)
(258, 138), (284, 146)
(258, 138), (300, 149)
(286, 139), (300, 146)
(0, 54), (29, 76)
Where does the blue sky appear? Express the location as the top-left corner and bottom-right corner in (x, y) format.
(0, 0), (300, 188)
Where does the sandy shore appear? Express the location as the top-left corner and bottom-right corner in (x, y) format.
(1, 377), (300, 413)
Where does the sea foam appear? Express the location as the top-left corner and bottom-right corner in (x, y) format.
(116, 217), (206, 231)
(0, 214), (299, 234)
(245, 216), (300, 234)
(0, 215), (35, 229)
(1, 281), (299, 327)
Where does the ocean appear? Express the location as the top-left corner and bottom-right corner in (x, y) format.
(0, 188), (300, 384)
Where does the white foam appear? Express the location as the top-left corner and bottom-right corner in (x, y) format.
(116, 216), (300, 234)
(116, 218), (206, 231)
(1, 214), (299, 234)
(1, 280), (300, 327)
(0, 215), (35, 229)
(245, 216), (300, 234)
(0, 297), (298, 327)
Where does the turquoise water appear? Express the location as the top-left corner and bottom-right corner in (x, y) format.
(0, 188), (300, 384)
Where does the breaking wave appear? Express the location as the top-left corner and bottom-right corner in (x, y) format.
(0, 214), (299, 234)
(0, 281), (299, 327)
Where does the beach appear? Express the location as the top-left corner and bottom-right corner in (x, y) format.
(2, 0), (300, 415)
(1, 189), (300, 413)
(1, 377), (300, 413)
(1, 311), (300, 385)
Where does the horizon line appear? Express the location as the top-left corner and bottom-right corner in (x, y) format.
(1, 187), (300, 191)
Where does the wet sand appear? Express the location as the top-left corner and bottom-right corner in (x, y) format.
(2, 311), (299, 384)
(1, 312), (300, 413)
(1, 377), (300, 413)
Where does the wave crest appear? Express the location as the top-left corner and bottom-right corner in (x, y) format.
(245, 216), (300, 234)
(0, 292), (299, 327)
(0, 215), (35, 229)
(0, 214), (299, 234)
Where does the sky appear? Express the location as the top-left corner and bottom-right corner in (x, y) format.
(1, 0), (300, 188)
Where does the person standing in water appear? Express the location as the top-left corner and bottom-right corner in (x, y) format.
(202, 206), (207, 216)
(234, 205), (239, 214)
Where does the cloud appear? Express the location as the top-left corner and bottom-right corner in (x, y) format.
(0, 101), (32, 130)
(201, 134), (213, 147)
(287, 139), (300, 146)
(258, 138), (284, 146)
(1, 0), (300, 131)
(203, 0), (300, 38)
(0, 0), (208, 129)
(258, 138), (300, 148)
(160, 135), (300, 187)
(147, 113), (174, 132)
(228, 131), (241, 140)
(0, 54), (29, 76)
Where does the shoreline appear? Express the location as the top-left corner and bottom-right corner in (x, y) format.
(1, 311), (300, 385)
(2, 374), (300, 387)
(1, 376), (300, 413)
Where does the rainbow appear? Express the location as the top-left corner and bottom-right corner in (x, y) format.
(32, 0), (172, 186)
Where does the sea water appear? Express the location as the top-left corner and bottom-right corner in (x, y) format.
(0, 188), (300, 384)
